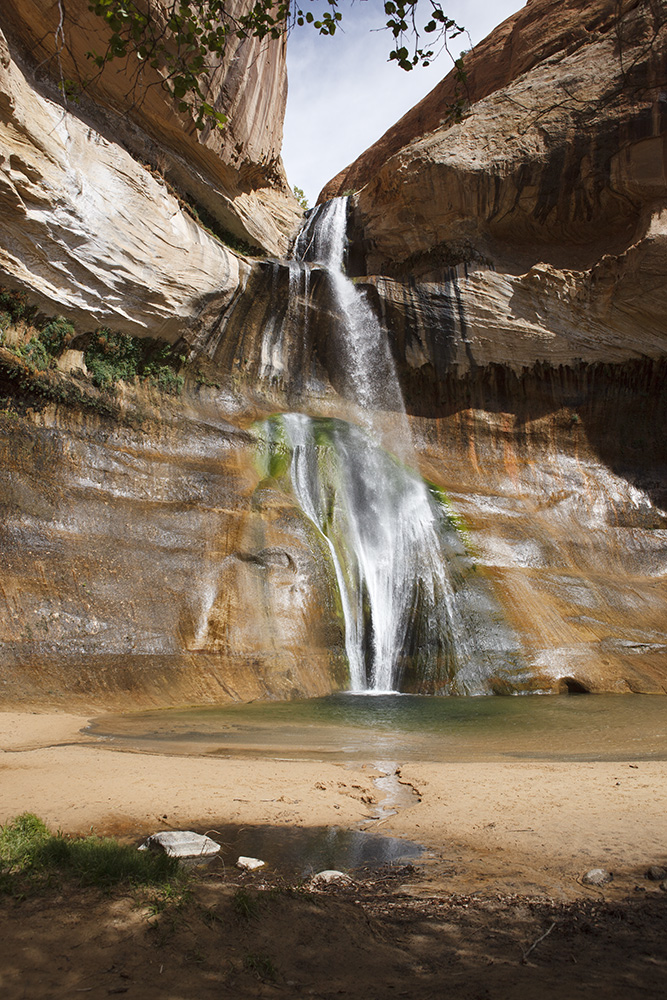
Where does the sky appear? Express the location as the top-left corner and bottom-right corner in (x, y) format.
(282, 0), (526, 204)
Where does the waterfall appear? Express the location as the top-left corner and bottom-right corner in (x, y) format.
(252, 197), (503, 694)
(257, 414), (473, 693)
(293, 198), (408, 447)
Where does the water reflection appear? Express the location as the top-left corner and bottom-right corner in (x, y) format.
(88, 694), (667, 764)
(204, 824), (422, 878)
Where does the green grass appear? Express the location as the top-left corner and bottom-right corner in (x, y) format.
(244, 952), (277, 981)
(232, 885), (261, 921)
(0, 813), (180, 895)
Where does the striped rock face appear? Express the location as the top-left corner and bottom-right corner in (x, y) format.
(0, 1), (665, 706)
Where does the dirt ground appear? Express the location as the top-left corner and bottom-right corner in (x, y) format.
(1, 711), (667, 998)
(1, 866), (666, 999)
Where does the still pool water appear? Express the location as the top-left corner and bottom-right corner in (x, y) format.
(182, 824), (424, 878)
(88, 694), (667, 764)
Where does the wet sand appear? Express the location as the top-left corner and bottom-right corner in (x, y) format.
(2, 710), (667, 898)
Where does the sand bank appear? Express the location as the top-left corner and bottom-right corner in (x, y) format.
(2, 710), (666, 899)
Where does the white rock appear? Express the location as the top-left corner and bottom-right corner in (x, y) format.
(0, 27), (243, 342)
(310, 870), (353, 887)
(138, 831), (220, 858)
(582, 868), (613, 886)
(236, 856), (266, 871)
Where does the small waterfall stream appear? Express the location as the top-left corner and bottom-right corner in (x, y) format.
(255, 197), (494, 694)
(293, 198), (408, 441)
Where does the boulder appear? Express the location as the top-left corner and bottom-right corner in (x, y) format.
(310, 870), (354, 887)
(139, 831), (220, 858)
(236, 856), (266, 871)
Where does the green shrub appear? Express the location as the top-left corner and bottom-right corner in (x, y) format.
(84, 329), (143, 388)
(0, 287), (38, 325)
(84, 330), (184, 394)
(0, 287), (186, 399)
(19, 338), (51, 371)
(0, 297), (75, 371)
(38, 316), (75, 356)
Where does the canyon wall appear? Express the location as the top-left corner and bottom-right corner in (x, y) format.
(0, 385), (345, 709)
(0, 1), (301, 340)
(3, 0), (299, 256)
(0, 0), (665, 705)
(322, 0), (667, 694)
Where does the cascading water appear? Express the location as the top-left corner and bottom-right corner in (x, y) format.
(257, 413), (472, 693)
(253, 197), (505, 694)
(293, 198), (407, 439)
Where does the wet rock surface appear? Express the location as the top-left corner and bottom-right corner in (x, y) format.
(0, 386), (346, 707)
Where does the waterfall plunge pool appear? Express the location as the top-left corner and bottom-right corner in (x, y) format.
(88, 694), (667, 764)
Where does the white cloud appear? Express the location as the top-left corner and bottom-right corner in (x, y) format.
(282, 0), (526, 204)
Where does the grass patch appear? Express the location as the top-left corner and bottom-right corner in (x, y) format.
(244, 952), (277, 981)
(0, 813), (180, 895)
(232, 886), (261, 921)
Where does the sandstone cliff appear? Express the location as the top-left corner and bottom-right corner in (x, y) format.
(0, 26), (248, 341)
(0, 384), (346, 708)
(0, 1), (302, 342)
(310, 0), (667, 695)
(3, 0), (300, 256)
(0, 0), (665, 705)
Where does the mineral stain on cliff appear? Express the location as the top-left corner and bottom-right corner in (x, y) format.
(0, 0), (665, 705)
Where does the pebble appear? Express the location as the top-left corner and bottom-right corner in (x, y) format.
(236, 856), (266, 871)
(582, 868), (613, 886)
(645, 865), (667, 881)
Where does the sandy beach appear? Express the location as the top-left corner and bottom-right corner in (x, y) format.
(3, 709), (667, 999)
(2, 710), (667, 898)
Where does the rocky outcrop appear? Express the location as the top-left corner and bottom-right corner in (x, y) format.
(0, 0), (304, 341)
(0, 27), (244, 341)
(341, 1), (666, 273)
(311, 0), (667, 694)
(2, 0), (300, 256)
(322, 0), (665, 211)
